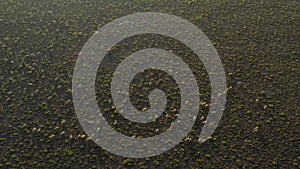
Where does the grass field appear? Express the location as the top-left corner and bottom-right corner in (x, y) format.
(1, 0), (299, 168)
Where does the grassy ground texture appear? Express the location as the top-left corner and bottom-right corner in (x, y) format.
(0, 0), (299, 168)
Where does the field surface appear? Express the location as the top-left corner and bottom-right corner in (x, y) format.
(0, 0), (299, 168)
